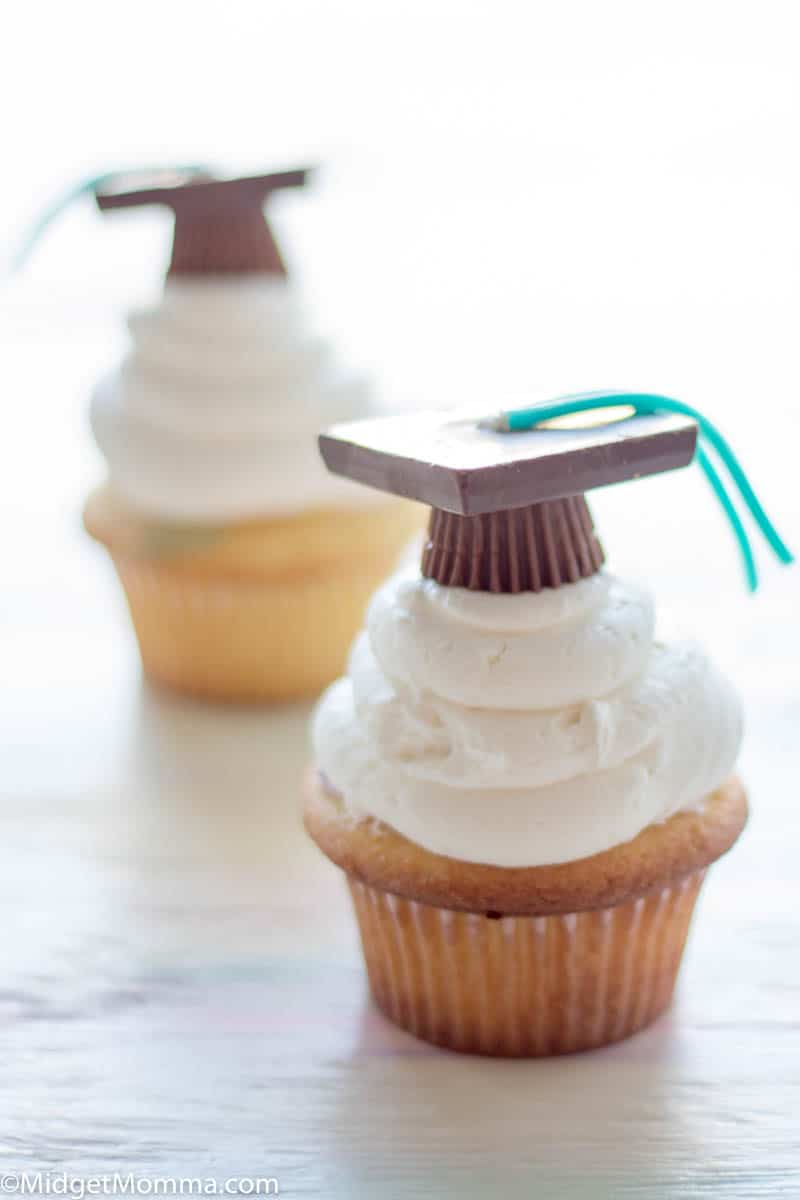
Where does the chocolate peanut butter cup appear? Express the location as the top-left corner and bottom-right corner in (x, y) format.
(421, 496), (604, 591)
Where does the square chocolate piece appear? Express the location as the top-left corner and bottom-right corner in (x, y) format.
(319, 408), (698, 515)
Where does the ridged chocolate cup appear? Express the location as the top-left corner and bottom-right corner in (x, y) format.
(168, 207), (286, 276)
(421, 495), (604, 591)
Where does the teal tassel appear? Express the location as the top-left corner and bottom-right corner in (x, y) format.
(498, 391), (793, 592)
(10, 164), (214, 271)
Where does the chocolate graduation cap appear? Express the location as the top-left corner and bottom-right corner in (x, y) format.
(319, 405), (698, 593)
(94, 167), (311, 276)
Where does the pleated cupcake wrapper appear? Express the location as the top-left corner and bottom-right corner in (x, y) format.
(421, 496), (604, 592)
(110, 555), (375, 702)
(348, 870), (705, 1056)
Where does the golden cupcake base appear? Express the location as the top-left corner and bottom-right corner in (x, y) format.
(85, 486), (422, 703)
(110, 554), (399, 702)
(305, 773), (747, 1056)
(349, 871), (704, 1056)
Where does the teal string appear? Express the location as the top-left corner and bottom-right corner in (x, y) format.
(10, 164), (215, 271)
(501, 391), (793, 592)
(695, 444), (758, 593)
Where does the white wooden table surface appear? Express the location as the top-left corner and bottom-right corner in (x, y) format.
(2, 291), (799, 1199)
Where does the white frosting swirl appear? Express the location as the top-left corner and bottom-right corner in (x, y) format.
(90, 277), (381, 521)
(312, 569), (743, 867)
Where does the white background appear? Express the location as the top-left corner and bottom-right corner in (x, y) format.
(3, 1), (800, 592)
(0, 5), (799, 1193)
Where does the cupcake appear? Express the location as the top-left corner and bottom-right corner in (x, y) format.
(305, 401), (750, 1056)
(83, 168), (420, 702)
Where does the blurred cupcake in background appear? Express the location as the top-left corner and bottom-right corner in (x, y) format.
(82, 167), (421, 702)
